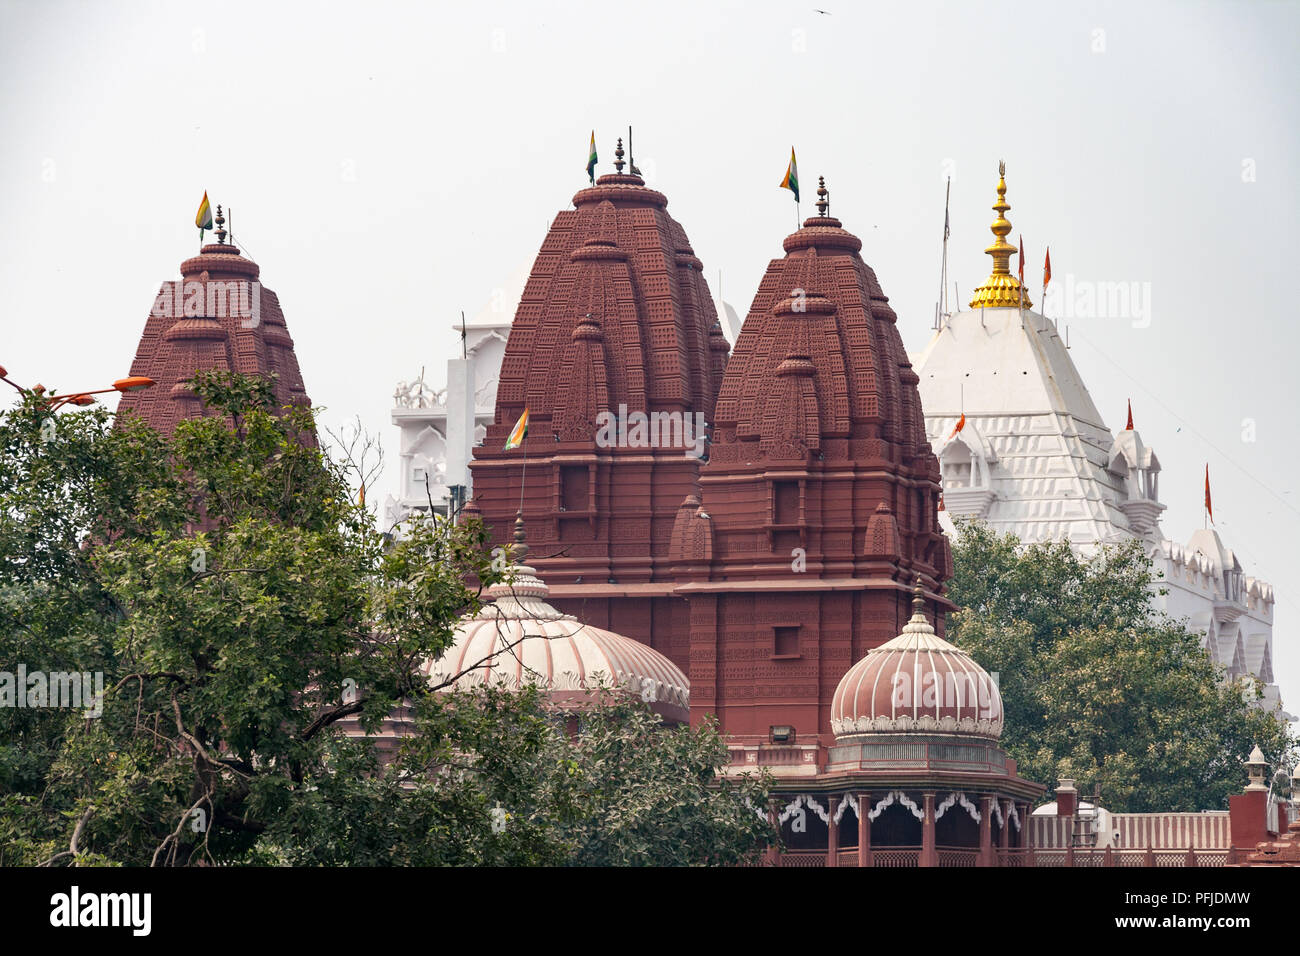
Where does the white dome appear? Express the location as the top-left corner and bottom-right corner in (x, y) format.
(421, 516), (690, 722)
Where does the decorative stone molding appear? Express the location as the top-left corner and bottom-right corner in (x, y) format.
(935, 791), (981, 824)
(778, 794), (829, 825)
(834, 793), (859, 825)
(869, 790), (924, 823)
(831, 713), (1003, 739)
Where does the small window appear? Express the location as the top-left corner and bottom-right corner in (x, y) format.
(412, 466), (427, 485)
(561, 465), (589, 512)
(773, 481), (799, 524)
(774, 626), (800, 658)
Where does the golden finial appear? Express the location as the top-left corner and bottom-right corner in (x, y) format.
(816, 176), (830, 217)
(969, 161), (1031, 309)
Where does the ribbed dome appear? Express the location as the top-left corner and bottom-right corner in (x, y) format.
(830, 583), (1002, 739)
(422, 515), (690, 723)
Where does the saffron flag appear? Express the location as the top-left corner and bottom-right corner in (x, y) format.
(195, 191), (213, 241)
(1018, 235), (1025, 287)
(1125, 399), (1134, 431)
(948, 413), (966, 439)
(1043, 246), (1052, 297)
(504, 408), (530, 451)
(1205, 464), (1214, 524)
(587, 131), (598, 184)
(779, 147), (799, 203)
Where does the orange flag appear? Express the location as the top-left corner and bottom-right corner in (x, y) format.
(1018, 235), (1025, 287)
(948, 413), (966, 439)
(1204, 465), (1214, 524)
(1125, 399), (1133, 431)
(1043, 246), (1052, 296)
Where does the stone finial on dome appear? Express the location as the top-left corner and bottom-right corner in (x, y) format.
(815, 176), (830, 218)
(613, 137), (625, 174)
(512, 510), (529, 563)
(912, 574), (926, 618)
(969, 160), (1031, 309)
(214, 204), (227, 245)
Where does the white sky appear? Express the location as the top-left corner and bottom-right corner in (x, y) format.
(3, 0), (1298, 713)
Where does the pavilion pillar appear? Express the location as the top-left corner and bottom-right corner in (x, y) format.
(1016, 801), (1030, 863)
(999, 798), (1011, 858)
(826, 796), (839, 868)
(921, 792), (937, 867)
(978, 795), (995, 867)
(858, 792), (872, 868)
(765, 801), (779, 866)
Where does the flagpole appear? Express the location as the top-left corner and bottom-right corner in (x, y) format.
(938, 176), (951, 327)
(1017, 234), (1026, 331)
(1041, 246), (1051, 333)
(519, 431), (528, 517)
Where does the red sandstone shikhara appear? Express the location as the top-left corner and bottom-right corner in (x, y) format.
(118, 154), (1295, 867)
(117, 207), (309, 437)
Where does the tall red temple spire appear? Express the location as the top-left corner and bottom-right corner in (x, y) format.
(468, 141), (726, 664)
(683, 176), (950, 754)
(116, 204), (310, 435)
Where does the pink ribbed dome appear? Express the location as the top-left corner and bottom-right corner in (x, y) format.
(830, 584), (1002, 740)
(422, 515), (689, 723)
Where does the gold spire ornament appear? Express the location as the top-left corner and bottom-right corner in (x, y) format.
(969, 161), (1031, 309)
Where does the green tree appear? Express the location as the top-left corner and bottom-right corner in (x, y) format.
(0, 371), (772, 866)
(946, 519), (1293, 812)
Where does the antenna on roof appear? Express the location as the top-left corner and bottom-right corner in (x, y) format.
(937, 176), (951, 328)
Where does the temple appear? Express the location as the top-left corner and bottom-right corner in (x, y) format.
(466, 137), (727, 671)
(116, 205), (311, 434)
(106, 147), (1294, 866)
(682, 176), (951, 760)
(912, 164), (1284, 715)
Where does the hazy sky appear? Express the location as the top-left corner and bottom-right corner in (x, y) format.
(3, 0), (1298, 713)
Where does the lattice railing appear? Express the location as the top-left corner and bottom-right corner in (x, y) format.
(759, 846), (1232, 868)
(871, 846), (921, 868)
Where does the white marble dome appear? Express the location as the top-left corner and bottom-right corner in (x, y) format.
(421, 515), (690, 723)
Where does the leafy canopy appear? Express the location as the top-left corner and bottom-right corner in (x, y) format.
(945, 519), (1294, 812)
(0, 371), (772, 866)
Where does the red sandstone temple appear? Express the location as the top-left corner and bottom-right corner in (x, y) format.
(116, 205), (311, 434)
(114, 156), (1296, 867)
(462, 145), (1295, 866)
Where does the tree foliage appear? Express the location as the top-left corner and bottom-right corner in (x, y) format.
(0, 372), (772, 866)
(946, 519), (1294, 812)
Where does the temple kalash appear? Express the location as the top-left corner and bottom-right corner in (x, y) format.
(118, 138), (1295, 867)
